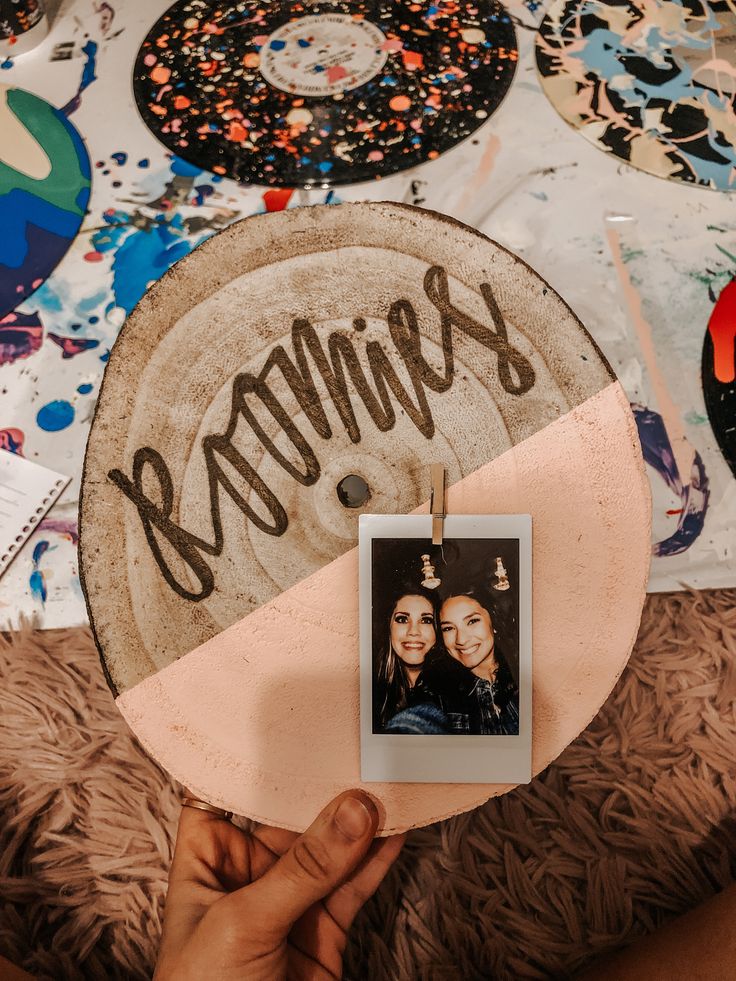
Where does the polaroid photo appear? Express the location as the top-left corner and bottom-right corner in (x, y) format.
(359, 514), (532, 784)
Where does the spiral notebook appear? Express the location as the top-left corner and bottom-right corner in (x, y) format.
(0, 450), (70, 579)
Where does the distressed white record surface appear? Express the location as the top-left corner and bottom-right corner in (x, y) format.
(80, 202), (650, 834)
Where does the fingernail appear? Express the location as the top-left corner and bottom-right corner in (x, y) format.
(334, 795), (372, 840)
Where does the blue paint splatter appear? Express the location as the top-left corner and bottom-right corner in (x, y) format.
(29, 569), (47, 604)
(32, 540), (51, 565)
(62, 40), (98, 116)
(37, 400), (75, 432)
(192, 184), (214, 206)
(29, 540), (54, 605)
(1, 58), (13, 70)
(92, 215), (194, 315)
(270, 39), (286, 51)
(138, 158), (150, 168)
(170, 156), (202, 178)
(111, 152), (128, 166)
(77, 383), (93, 394)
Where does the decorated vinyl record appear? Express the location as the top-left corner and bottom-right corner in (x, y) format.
(133, 0), (518, 187)
(703, 278), (736, 479)
(536, 0), (736, 190)
(80, 203), (650, 834)
(0, 84), (91, 320)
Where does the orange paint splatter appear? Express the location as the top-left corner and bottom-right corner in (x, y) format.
(150, 65), (171, 84)
(173, 95), (191, 110)
(390, 94), (411, 111)
(402, 50), (424, 71)
(227, 121), (248, 142)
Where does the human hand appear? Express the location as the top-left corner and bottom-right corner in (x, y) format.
(153, 789), (406, 981)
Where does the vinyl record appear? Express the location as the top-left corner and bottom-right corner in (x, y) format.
(133, 0), (517, 188)
(0, 84), (91, 321)
(80, 202), (650, 834)
(702, 278), (736, 479)
(536, 0), (736, 191)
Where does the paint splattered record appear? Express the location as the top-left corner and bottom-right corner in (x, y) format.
(703, 278), (736, 479)
(536, 0), (736, 190)
(133, 0), (518, 187)
(0, 83), (91, 319)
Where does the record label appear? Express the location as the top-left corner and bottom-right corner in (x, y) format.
(133, 0), (518, 188)
(259, 14), (388, 98)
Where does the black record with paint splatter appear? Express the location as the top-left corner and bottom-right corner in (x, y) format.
(133, 0), (517, 187)
(702, 279), (736, 480)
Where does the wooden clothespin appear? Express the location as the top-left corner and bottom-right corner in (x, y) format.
(430, 463), (446, 546)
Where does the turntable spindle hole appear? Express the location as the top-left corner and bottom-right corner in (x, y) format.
(336, 474), (371, 509)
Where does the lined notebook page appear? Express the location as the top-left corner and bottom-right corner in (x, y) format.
(0, 450), (71, 579)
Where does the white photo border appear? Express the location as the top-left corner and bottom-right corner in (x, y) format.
(359, 513), (532, 784)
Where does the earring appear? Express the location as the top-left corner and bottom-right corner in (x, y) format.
(492, 557), (510, 591)
(420, 554), (441, 589)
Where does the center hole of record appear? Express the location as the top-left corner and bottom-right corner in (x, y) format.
(336, 474), (371, 509)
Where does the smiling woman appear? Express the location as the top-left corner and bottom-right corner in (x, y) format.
(436, 585), (520, 736)
(372, 585), (438, 733)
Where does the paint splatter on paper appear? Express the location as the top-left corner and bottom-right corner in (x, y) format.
(0, 310), (42, 365)
(634, 404), (709, 557)
(29, 539), (52, 605)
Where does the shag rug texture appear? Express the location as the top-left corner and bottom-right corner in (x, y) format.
(1, 589), (735, 981)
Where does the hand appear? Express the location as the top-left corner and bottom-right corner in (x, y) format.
(154, 789), (406, 980)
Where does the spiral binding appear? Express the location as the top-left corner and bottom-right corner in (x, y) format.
(0, 477), (67, 570)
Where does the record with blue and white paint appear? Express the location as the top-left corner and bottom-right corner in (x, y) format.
(536, 0), (736, 191)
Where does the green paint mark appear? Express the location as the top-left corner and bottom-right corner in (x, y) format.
(621, 247), (644, 264)
(684, 410), (708, 426)
(0, 89), (89, 216)
(714, 243), (736, 266)
(706, 225), (726, 233)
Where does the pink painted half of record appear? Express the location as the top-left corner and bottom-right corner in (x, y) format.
(115, 381), (650, 834)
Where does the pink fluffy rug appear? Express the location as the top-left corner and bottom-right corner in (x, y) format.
(1, 588), (735, 980)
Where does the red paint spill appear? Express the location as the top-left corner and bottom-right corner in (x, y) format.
(263, 189), (294, 212)
(84, 251), (104, 262)
(666, 508), (684, 516)
(708, 278), (736, 383)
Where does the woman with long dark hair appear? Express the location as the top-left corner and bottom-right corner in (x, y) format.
(373, 587), (439, 732)
(433, 583), (519, 735)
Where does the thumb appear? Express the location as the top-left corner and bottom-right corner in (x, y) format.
(231, 790), (379, 937)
